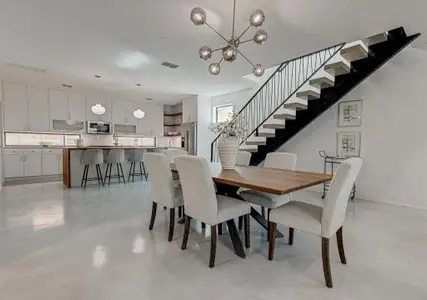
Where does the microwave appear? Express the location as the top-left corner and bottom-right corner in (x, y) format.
(87, 121), (113, 134)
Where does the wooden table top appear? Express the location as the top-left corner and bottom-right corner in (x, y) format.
(170, 162), (332, 195)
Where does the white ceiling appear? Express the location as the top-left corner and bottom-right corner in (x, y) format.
(0, 0), (425, 104)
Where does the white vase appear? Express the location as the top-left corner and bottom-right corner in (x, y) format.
(218, 137), (239, 170)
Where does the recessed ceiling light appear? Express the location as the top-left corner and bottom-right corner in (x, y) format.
(116, 52), (151, 69)
(161, 61), (179, 69)
(136, 83), (142, 87)
(62, 84), (72, 88)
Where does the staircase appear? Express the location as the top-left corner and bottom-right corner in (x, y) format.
(211, 27), (420, 165)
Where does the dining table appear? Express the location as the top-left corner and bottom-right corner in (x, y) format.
(170, 162), (332, 259)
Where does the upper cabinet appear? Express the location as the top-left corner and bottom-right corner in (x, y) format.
(86, 95), (111, 122)
(3, 82), (27, 131)
(69, 92), (86, 121)
(49, 89), (69, 121)
(112, 100), (137, 126)
(27, 86), (49, 132)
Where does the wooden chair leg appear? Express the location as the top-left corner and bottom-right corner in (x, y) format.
(244, 214), (250, 248)
(238, 216), (243, 230)
(322, 237), (333, 288)
(201, 222), (206, 229)
(267, 208), (272, 241)
(288, 228), (294, 245)
(209, 225), (217, 268)
(336, 226), (347, 264)
(178, 206), (183, 218)
(181, 215), (191, 250)
(168, 208), (175, 242)
(268, 222), (276, 261)
(149, 202), (157, 230)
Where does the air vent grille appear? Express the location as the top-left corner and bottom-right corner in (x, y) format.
(161, 61), (179, 69)
(145, 98), (154, 101)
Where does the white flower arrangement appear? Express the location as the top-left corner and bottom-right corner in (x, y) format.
(210, 111), (247, 139)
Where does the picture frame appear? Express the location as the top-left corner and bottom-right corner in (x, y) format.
(337, 132), (361, 157)
(337, 100), (363, 127)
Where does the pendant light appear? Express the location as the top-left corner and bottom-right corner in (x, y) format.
(91, 75), (106, 115)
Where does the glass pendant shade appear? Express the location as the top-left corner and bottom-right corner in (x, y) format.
(209, 63), (220, 75)
(91, 104), (106, 115)
(253, 64), (265, 77)
(190, 7), (206, 26)
(249, 9), (265, 27)
(199, 46), (212, 60)
(253, 29), (268, 44)
(222, 46), (237, 62)
(133, 109), (145, 119)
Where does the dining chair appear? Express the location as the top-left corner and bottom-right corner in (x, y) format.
(239, 152), (297, 235)
(268, 158), (363, 288)
(175, 155), (251, 268)
(165, 149), (188, 162)
(145, 153), (184, 242)
(236, 151), (252, 166)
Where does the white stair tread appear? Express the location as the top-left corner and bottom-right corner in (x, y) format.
(283, 99), (308, 110)
(257, 128), (276, 137)
(273, 108), (296, 120)
(263, 123), (286, 129)
(309, 76), (335, 89)
(296, 89), (321, 100)
(246, 136), (267, 145)
(340, 42), (369, 62)
(324, 61), (351, 76)
(239, 145), (258, 152)
(363, 32), (388, 46)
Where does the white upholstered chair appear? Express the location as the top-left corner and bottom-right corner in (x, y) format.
(239, 152), (297, 222)
(176, 156), (251, 268)
(268, 158), (363, 288)
(145, 153), (184, 242)
(236, 151), (252, 166)
(165, 149), (188, 162)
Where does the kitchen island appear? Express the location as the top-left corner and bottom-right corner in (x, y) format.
(62, 146), (173, 188)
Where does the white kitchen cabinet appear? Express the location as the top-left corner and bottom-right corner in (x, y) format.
(69, 92), (86, 121)
(3, 82), (27, 131)
(42, 149), (63, 175)
(112, 100), (137, 125)
(87, 95), (111, 122)
(27, 86), (49, 132)
(24, 151), (42, 176)
(4, 153), (24, 178)
(49, 89), (69, 121)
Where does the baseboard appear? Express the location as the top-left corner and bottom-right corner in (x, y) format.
(4, 175), (62, 186)
(363, 198), (427, 211)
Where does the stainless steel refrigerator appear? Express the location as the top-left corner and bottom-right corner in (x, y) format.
(181, 122), (197, 155)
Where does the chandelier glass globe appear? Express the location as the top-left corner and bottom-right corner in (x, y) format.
(253, 64), (265, 77)
(253, 29), (268, 45)
(91, 104), (106, 115)
(209, 63), (220, 75)
(133, 109), (145, 119)
(199, 46), (212, 60)
(190, 7), (206, 26)
(250, 9), (265, 27)
(222, 46), (237, 62)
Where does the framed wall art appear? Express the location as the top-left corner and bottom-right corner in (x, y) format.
(338, 100), (363, 127)
(337, 132), (361, 157)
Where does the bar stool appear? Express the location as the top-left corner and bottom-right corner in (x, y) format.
(127, 149), (148, 181)
(104, 149), (126, 185)
(81, 149), (104, 189)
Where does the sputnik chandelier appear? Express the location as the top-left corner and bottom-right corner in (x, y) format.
(190, 0), (267, 77)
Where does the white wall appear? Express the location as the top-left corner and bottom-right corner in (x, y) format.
(211, 88), (256, 114)
(280, 47), (427, 209)
(182, 96), (198, 123)
(197, 95), (213, 160)
(0, 82), (3, 188)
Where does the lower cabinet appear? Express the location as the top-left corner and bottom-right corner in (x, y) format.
(42, 149), (63, 175)
(4, 153), (24, 178)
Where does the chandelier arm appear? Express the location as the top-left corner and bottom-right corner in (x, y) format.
(212, 47), (223, 52)
(218, 57), (224, 64)
(235, 48), (255, 67)
(238, 39), (253, 45)
(205, 22), (230, 45)
(237, 25), (251, 41)
(232, 0), (236, 37)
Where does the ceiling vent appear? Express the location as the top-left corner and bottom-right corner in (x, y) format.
(62, 84), (72, 88)
(4, 62), (47, 74)
(145, 98), (154, 101)
(161, 61), (179, 69)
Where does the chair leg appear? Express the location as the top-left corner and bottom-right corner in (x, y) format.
(244, 214), (250, 248)
(116, 164), (121, 183)
(201, 222), (206, 229)
(96, 164), (104, 186)
(289, 228), (294, 245)
(268, 222), (276, 261)
(108, 163), (112, 185)
(178, 206), (183, 218)
(99, 165), (105, 186)
(128, 162), (133, 181)
(81, 165), (88, 187)
(148, 202), (157, 230)
(131, 162), (136, 182)
(336, 226), (347, 264)
(322, 237), (333, 288)
(218, 223), (223, 235)
(168, 208), (175, 242)
(238, 216), (243, 230)
(142, 162), (148, 180)
(209, 225), (217, 268)
(104, 164), (109, 184)
(261, 207), (265, 217)
(119, 163), (126, 183)
(181, 215), (191, 250)
(267, 208), (272, 241)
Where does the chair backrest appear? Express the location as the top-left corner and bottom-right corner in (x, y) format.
(81, 149), (104, 165)
(264, 152), (297, 170)
(144, 153), (177, 207)
(165, 149), (188, 162)
(236, 151), (252, 166)
(321, 158), (363, 238)
(175, 156), (218, 224)
(128, 149), (146, 162)
(105, 149), (125, 163)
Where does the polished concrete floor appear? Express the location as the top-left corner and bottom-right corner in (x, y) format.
(0, 182), (426, 299)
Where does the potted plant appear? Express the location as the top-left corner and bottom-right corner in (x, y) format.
(210, 112), (247, 169)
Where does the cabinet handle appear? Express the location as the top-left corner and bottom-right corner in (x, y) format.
(20, 155), (23, 162)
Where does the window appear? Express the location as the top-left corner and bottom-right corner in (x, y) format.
(4, 133), (81, 146)
(214, 104), (234, 123)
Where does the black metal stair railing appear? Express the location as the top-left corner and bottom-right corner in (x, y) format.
(211, 43), (345, 162)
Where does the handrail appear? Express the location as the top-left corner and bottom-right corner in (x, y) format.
(211, 42), (345, 162)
